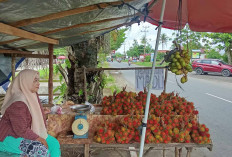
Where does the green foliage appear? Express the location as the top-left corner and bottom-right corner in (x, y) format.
(205, 49), (222, 59)
(109, 85), (120, 94)
(222, 53), (228, 63)
(54, 47), (68, 56)
(202, 32), (232, 64)
(126, 40), (154, 57)
(115, 52), (123, 58)
(53, 83), (67, 104)
(65, 59), (71, 68)
(78, 89), (83, 96)
(141, 35), (147, 45)
(156, 52), (165, 61)
(145, 55), (151, 62)
(172, 25), (203, 50)
(110, 28), (128, 51)
(134, 61), (167, 67)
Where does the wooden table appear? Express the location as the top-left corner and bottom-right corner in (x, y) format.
(60, 142), (213, 157)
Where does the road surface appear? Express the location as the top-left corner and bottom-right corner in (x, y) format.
(109, 61), (232, 157)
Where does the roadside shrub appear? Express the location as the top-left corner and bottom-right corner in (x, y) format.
(156, 52), (165, 61)
(145, 55), (151, 62)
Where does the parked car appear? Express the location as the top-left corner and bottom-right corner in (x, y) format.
(192, 59), (232, 77)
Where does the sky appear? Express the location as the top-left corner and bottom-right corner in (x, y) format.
(117, 22), (226, 55)
(117, 21), (176, 54)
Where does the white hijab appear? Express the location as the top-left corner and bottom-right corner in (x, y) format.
(1, 69), (48, 139)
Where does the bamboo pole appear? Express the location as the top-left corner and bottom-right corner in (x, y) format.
(48, 44), (54, 106)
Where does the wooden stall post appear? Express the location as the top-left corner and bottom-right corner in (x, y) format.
(163, 67), (168, 93)
(11, 54), (16, 81)
(175, 147), (178, 157)
(83, 66), (88, 101)
(163, 148), (166, 157)
(84, 144), (90, 157)
(179, 148), (182, 157)
(48, 44), (54, 106)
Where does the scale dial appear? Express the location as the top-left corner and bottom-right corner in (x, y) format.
(72, 118), (89, 136)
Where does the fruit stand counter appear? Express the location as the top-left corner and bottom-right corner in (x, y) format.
(47, 114), (213, 157)
(61, 143), (212, 157)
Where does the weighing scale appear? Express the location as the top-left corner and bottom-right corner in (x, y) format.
(70, 104), (91, 139)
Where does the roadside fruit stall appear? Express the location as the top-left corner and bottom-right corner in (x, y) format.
(47, 91), (213, 157)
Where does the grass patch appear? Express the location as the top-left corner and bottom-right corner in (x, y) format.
(105, 75), (115, 84)
(98, 61), (109, 68)
(134, 61), (168, 67)
(108, 85), (121, 94)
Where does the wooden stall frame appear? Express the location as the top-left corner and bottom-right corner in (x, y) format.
(80, 66), (169, 102)
(61, 142), (213, 157)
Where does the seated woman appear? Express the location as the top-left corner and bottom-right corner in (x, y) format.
(0, 69), (61, 157)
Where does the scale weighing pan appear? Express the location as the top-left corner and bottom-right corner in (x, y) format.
(70, 104), (91, 113)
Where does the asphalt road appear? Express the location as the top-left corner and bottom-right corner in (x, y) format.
(109, 61), (232, 157)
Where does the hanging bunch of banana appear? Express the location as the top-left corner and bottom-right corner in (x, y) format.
(161, 41), (193, 83)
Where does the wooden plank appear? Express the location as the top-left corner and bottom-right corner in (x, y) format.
(10, 0), (134, 27)
(60, 143), (212, 148)
(179, 148), (182, 157)
(175, 147), (178, 157)
(163, 149), (166, 157)
(16, 21), (136, 49)
(0, 14), (138, 46)
(4, 53), (56, 59)
(48, 44), (54, 106)
(163, 67), (168, 93)
(0, 49), (32, 54)
(0, 22), (58, 45)
(14, 54), (56, 59)
(84, 144), (90, 157)
(129, 147), (137, 157)
(82, 66), (167, 72)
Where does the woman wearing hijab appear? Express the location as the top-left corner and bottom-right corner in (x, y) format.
(0, 69), (61, 157)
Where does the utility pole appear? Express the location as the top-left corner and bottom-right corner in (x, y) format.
(141, 26), (149, 55)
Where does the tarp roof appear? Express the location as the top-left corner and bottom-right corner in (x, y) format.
(0, 0), (151, 51)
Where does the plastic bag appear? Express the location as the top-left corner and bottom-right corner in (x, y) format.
(51, 105), (62, 114)
(85, 101), (95, 114)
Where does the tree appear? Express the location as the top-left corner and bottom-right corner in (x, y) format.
(54, 47), (68, 56)
(202, 33), (232, 64)
(205, 49), (222, 59)
(160, 33), (170, 50)
(127, 39), (140, 57)
(172, 25), (203, 50)
(64, 34), (110, 104)
(127, 40), (154, 57)
(115, 52), (123, 58)
(141, 35), (147, 54)
(110, 28), (128, 51)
